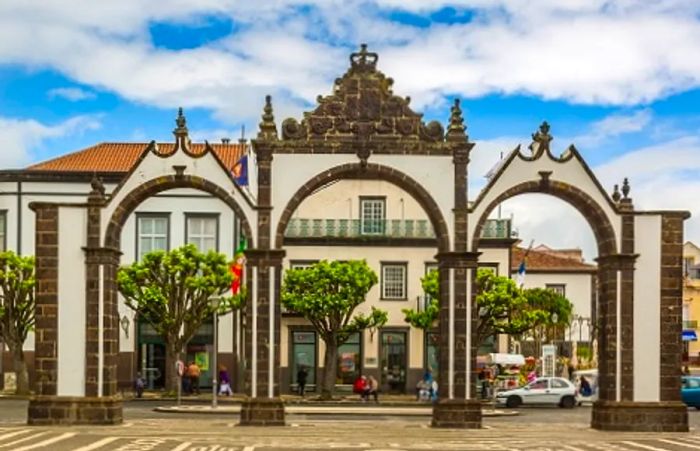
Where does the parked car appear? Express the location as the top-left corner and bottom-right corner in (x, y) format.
(682, 376), (700, 409)
(495, 377), (577, 408)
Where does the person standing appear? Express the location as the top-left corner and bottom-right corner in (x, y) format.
(187, 361), (201, 395)
(297, 366), (308, 397)
(134, 372), (145, 398)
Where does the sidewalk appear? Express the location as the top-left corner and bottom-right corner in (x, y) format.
(154, 403), (518, 417)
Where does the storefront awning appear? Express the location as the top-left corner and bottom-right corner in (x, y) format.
(683, 330), (697, 341)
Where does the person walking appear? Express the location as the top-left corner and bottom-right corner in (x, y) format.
(182, 362), (192, 395)
(218, 365), (233, 396)
(187, 361), (201, 395)
(297, 366), (308, 397)
(134, 372), (145, 398)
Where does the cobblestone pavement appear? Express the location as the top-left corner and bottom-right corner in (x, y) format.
(1, 420), (700, 451)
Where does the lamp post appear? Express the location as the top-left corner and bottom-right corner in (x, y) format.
(211, 297), (220, 409)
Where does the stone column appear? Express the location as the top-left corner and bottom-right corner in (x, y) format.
(432, 252), (482, 428)
(239, 249), (285, 426)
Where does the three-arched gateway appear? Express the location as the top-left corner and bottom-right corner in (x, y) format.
(27, 45), (689, 432)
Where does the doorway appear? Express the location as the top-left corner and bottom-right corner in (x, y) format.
(380, 330), (407, 393)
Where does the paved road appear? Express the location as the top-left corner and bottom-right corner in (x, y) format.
(1, 400), (700, 450)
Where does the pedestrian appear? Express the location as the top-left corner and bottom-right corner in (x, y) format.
(187, 361), (201, 395)
(579, 375), (592, 397)
(182, 362), (191, 395)
(218, 365), (233, 396)
(134, 372), (145, 398)
(368, 375), (379, 403)
(353, 375), (368, 401)
(297, 366), (308, 397)
(683, 365), (691, 376)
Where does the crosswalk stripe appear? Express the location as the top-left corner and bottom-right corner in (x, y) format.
(72, 437), (120, 451)
(0, 432), (48, 448)
(170, 442), (192, 451)
(13, 433), (77, 451)
(658, 439), (700, 449)
(0, 429), (31, 441)
(620, 442), (671, 451)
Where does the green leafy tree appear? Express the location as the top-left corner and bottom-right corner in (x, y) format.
(0, 252), (35, 395)
(117, 244), (241, 392)
(402, 269), (573, 351)
(281, 260), (387, 399)
(521, 287), (574, 353)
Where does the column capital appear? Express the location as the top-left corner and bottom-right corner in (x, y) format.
(435, 251), (481, 269)
(245, 248), (286, 266)
(595, 253), (638, 269)
(83, 246), (122, 264)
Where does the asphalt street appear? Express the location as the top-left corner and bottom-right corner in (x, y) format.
(1, 399), (700, 450)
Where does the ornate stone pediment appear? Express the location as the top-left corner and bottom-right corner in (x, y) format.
(280, 45), (445, 143)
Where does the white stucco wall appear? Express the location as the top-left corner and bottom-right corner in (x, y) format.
(56, 206), (87, 396)
(633, 214), (662, 402)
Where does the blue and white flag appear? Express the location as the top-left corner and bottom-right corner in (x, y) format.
(517, 260), (526, 287)
(232, 154), (248, 186)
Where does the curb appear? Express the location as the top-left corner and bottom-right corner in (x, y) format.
(153, 405), (519, 417)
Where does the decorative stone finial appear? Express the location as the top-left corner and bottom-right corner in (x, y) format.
(350, 43), (378, 71)
(529, 121), (553, 157)
(88, 173), (105, 202)
(446, 98), (466, 139)
(612, 184), (621, 202)
(622, 177), (630, 199)
(257, 95), (278, 140)
(173, 107), (190, 151)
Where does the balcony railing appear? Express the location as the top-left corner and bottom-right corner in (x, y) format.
(284, 218), (512, 240)
(480, 218), (512, 239)
(684, 320), (698, 330)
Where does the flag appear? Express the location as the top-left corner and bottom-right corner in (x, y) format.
(231, 237), (247, 294)
(517, 260), (526, 287)
(232, 154), (248, 186)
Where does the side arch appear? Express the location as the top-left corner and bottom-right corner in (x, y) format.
(470, 180), (618, 256)
(274, 162), (451, 253)
(104, 174), (254, 250)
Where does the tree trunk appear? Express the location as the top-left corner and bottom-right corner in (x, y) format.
(12, 346), (29, 395)
(320, 340), (338, 400)
(165, 343), (182, 394)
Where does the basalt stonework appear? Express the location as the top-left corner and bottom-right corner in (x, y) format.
(591, 400), (688, 432)
(431, 399), (482, 429)
(239, 398), (285, 426)
(27, 396), (123, 425)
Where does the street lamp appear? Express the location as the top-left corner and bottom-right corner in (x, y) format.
(210, 297), (221, 409)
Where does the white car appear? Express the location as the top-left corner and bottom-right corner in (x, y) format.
(496, 377), (577, 408)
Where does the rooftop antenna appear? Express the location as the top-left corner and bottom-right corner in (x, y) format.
(239, 124), (246, 145)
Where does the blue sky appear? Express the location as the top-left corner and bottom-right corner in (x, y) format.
(0, 1), (699, 257)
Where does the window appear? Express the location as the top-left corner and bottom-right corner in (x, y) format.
(360, 197), (385, 235)
(0, 211), (6, 251)
(382, 263), (407, 300)
(551, 378), (569, 389)
(337, 332), (362, 384)
(137, 215), (169, 260)
(529, 379), (548, 390)
(291, 330), (316, 388)
(546, 284), (566, 297)
(186, 215), (218, 252)
(290, 260), (318, 270)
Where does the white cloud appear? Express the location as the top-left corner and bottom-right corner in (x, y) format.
(0, 1), (698, 122)
(573, 109), (653, 147)
(47, 87), (96, 101)
(0, 115), (101, 168)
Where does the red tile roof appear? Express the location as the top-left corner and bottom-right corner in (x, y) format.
(511, 246), (596, 272)
(27, 142), (246, 173)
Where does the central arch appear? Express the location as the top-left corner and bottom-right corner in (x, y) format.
(104, 174), (254, 250)
(274, 162), (451, 253)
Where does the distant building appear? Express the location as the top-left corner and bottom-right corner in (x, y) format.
(683, 241), (700, 361)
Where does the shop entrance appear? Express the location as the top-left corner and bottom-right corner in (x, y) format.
(380, 330), (407, 393)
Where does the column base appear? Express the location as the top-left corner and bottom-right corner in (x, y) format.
(238, 397), (285, 426)
(592, 400), (688, 432)
(431, 398), (482, 429)
(28, 396), (123, 425)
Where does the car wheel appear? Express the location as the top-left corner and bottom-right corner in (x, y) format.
(506, 395), (522, 408)
(560, 395), (576, 409)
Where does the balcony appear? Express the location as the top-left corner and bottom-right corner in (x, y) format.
(684, 320), (698, 330)
(284, 218), (512, 240)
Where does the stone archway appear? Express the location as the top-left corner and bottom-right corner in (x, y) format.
(104, 174), (254, 250)
(273, 162), (451, 253)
